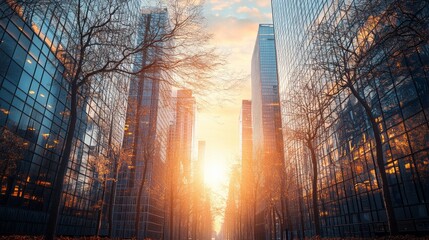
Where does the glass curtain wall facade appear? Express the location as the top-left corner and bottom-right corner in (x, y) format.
(272, 0), (429, 237)
(0, 1), (139, 236)
(113, 8), (172, 239)
(251, 24), (285, 239)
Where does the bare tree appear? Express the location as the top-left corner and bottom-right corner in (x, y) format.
(4, 0), (223, 238)
(312, 0), (429, 235)
(223, 165), (241, 240)
(0, 127), (28, 203)
(134, 141), (159, 238)
(284, 76), (331, 237)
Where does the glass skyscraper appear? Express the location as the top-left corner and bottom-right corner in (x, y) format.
(272, 0), (429, 237)
(113, 8), (172, 239)
(251, 24), (285, 240)
(0, 1), (139, 236)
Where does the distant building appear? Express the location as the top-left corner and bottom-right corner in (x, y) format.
(113, 8), (171, 239)
(165, 89), (195, 240)
(251, 24), (285, 240)
(174, 89), (195, 181)
(239, 100), (253, 240)
(240, 100), (253, 175)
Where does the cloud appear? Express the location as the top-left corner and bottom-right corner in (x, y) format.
(211, 1), (233, 11)
(209, 0), (243, 11)
(235, 5), (271, 21)
(255, 0), (270, 7)
(237, 6), (260, 14)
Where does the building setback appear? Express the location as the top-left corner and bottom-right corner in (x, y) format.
(251, 24), (285, 240)
(272, 0), (429, 237)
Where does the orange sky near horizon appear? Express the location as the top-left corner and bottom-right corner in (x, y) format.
(195, 0), (273, 233)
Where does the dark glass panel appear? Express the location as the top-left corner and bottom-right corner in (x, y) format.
(6, 60), (23, 85)
(0, 32), (17, 57)
(18, 71), (32, 93)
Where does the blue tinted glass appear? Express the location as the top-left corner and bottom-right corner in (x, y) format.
(5, 59), (22, 84)
(13, 44), (27, 67)
(18, 71), (32, 93)
(0, 33), (17, 57)
(18, 34), (31, 51)
(0, 50), (11, 76)
(24, 56), (36, 75)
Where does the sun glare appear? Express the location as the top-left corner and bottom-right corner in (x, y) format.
(203, 157), (230, 190)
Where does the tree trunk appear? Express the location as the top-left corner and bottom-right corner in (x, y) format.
(348, 84), (398, 235)
(284, 196), (291, 240)
(298, 193), (305, 240)
(96, 179), (106, 236)
(108, 156), (119, 237)
(280, 175), (286, 240)
(134, 14), (152, 239)
(45, 83), (78, 240)
(308, 141), (320, 237)
(135, 152), (149, 238)
(98, 117), (114, 237)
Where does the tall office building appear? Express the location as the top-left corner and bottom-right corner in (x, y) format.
(166, 89), (195, 240)
(272, 0), (429, 237)
(239, 100), (253, 240)
(251, 24), (285, 239)
(174, 89), (195, 181)
(113, 8), (172, 239)
(0, 1), (139, 235)
(240, 100), (253, 172)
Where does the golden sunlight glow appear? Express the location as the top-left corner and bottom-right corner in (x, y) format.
(203, 157), (229, 190)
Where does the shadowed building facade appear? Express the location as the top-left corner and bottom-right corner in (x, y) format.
(272, 0), (429, 237)
(0, 1), (139, 236)
(113, 8), (172, 239)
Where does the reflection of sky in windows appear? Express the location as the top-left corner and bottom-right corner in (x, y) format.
(0, 2), (135, 235)
(272, 0), (429, 237)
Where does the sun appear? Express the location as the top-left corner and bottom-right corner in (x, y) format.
(203, 156), (230, 190)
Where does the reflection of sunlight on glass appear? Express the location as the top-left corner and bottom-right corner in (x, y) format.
(204, 158), (229, 190)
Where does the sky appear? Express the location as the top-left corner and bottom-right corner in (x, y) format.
(195, 0), (273, 233)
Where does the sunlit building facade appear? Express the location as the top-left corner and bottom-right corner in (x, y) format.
(174, 89), (195, 181)
(113, 8), (171, 239)
(272, 0), (429, 237)
(240, 100), (253, 172)
(0, 1), (139, 236)
(239, 100), (253, 240)
(168, 89), (195, 240)
(251, 24), (285, 239)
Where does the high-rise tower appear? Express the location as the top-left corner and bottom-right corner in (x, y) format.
(272, 0), (429, 237)
(251, 24), (285, 240)
(113, 8), (172, 239)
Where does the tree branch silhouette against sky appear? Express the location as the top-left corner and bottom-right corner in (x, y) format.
(198, 0), (272, 232)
